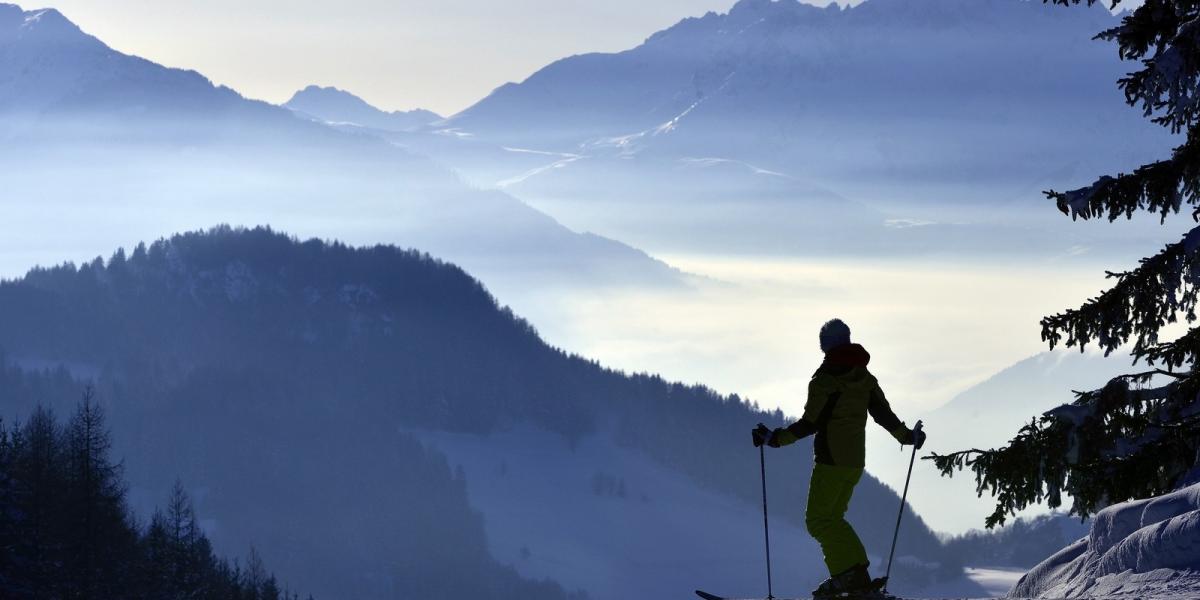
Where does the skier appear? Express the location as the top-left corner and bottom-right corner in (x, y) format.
(752, 318), (926, 599)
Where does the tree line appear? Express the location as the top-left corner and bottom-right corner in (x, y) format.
(0, 387), (309, 599)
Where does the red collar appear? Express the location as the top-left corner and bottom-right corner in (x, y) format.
(823, 343), (870, 370)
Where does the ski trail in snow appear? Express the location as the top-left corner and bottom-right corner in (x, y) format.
(501, 146), (580, 159)
(498, 71), (740, 187)
(587, 69), (739, 156)
(654, 70), (737, 135)
(654, 98), (704, 135)
(495, 155), (584, 188)
(678, 157), (794, 178)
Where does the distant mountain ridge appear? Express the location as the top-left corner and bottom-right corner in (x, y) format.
(0, 2), (682, 295)
(410, 0), (1177, 257)
(0, 4), (253, 120)
(284, 84), (441, 131)
(450, 0), (1128, 152)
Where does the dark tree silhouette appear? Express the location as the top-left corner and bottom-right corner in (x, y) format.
(11, 406), (65, 596)
(0, 388), (309, 599)
(61, 386), (134, 597)
(930, 0), (1200, 527)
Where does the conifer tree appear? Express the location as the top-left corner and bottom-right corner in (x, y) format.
(0, 419), (15, 590)
(142, 510), (174, 595)
(244, 546), (269, 600)
(63, 386), (132, 596)
(12, 406), (65, 595)
(0, 384), (309, 598)
(930, 0), (1200, 527)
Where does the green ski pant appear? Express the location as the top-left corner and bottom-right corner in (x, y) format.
(805, 462), (868, 577)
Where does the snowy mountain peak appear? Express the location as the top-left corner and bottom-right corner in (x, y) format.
(726, 0), (835, 14)
(663, 0), (1113, 39)
(285, 84), (379, 116)
(0, 3), (240, 115)
(451, 0), (1127, 148)
(23, 7), (60, 23)
(284, 84), (441, 132)
(22, 8), (79, 36)
(728, 0), (774, 12)
(1, 3), (100, 48)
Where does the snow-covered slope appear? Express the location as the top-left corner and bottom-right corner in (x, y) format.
(417, 426), (987, 600)
(1010, 482), (1200, 599)
(283, 84), (441, 131)
(418, 427), (825, 600)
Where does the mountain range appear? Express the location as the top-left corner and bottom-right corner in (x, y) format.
(391, 0), (1180, 256)
(5, 0), (1180, 269)
(0, 3), (679, 295)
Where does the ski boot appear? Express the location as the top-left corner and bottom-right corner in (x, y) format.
(811, 563), (872, 599)
(861, 577), (901, 600)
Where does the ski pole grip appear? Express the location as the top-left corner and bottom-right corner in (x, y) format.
(913, 419), (923, 433)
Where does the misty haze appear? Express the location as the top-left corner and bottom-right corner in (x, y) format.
(1, 1), (1198, 599)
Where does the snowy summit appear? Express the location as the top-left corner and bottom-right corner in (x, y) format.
(283, 84), (441, 131)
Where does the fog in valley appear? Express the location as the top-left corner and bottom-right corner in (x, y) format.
(2, 0), (1196, 598)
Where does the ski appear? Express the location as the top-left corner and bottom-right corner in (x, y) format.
(695, 590), (903, 600)
(696, 591), (799, 600)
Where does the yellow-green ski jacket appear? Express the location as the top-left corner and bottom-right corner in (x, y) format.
(773, 343), (911, 467)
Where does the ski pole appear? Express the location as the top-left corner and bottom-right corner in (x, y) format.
(884, 419), (922, 590)
(758, 440), (775, 600)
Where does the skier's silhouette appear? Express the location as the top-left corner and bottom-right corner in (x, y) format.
(753, 319), (926, 598)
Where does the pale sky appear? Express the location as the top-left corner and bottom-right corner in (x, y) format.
(37, 0), (816, 116)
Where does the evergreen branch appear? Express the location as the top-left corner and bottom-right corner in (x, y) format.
(1040, 229), (1200, 358)
(1041, 1), (1200, 222)
(923, 449), (989, 471)
(1050, 0), (1200, 132)
(1116, 13), (1200, 133)
(934, 369), (1200, 528)
(1045, 129), (1197, 222)
(1142, 325), (1200, 367)
(1088, 368), (1188, 383)
(1151, 368), (1189, 378)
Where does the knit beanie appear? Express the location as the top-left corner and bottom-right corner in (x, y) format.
(819, 318), (851, 352)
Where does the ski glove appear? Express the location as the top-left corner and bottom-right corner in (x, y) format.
(906, 426), (926, 450)
(752, 423), (773, 447)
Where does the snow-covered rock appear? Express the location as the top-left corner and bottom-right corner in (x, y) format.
(1010, 483), (1200, 598)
